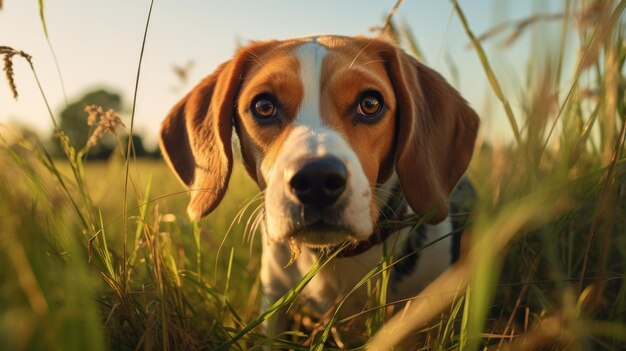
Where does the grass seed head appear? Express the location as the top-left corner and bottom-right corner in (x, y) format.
(2, 51), (17, 99)
(84, 105), (125, 148)
(1, 46), (33, 100)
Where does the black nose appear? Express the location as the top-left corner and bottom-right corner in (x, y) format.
(289, 157), (347, 208)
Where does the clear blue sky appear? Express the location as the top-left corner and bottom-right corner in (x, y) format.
(0, 1), (566, 147)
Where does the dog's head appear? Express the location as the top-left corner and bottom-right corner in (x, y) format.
(160, 36), (479, 248)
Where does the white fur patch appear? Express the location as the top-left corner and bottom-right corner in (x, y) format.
(294, 41), (327, 129)
(262, 40), (373, 244)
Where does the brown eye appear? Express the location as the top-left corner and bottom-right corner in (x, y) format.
(251, 94), (278, 121)
(356, 91), (384, 118)
(254, 99), (276, 118)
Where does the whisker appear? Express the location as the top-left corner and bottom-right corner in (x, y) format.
(360, 59), (387, 66)
(373, 181), (397, 191)
(243, 204), (264, 243)
(246, 208), (263, 255)
(372, 194), (397, 222)
(248, 209), (265, 254)
(247, 51), (267, 68)
(215, 191), (264, 278)
(248, 206), (265, 242)
(233, 191), (265, 225)
(349, 39), (377, 69)
(372, 183), (402, 221)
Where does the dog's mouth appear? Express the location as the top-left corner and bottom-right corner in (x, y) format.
(281, 203), (360, 248)
(289, 221), (355, 248)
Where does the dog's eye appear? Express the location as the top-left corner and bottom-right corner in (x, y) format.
(251, 94), (278, 120)
(355, 91), (384, 120)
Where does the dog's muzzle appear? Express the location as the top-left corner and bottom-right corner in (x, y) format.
(263, 126), (374, 246)
(284, 156), (353, 245)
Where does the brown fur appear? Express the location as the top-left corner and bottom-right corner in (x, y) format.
(159, 41), (277, 219)
(377, 39), (480, 223)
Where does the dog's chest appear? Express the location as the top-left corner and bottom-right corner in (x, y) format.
(261, 218), (454, 317)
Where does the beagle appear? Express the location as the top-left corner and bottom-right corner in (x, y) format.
(160, 35), (479, 336)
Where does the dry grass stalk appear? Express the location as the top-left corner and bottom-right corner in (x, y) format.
(473, 0), (610, 49)
(471, 13), (564, 49)
(371, 0), (405, 36)
(1, 46), (33, 100)
(502, 314), (575, 351)
(84, 105), (125, 148)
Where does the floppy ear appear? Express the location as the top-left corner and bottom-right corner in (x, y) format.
(386, 48), (479, 224)
(160, 44), (268, 221)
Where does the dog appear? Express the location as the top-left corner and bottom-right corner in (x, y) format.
(159, 35), (479, 337)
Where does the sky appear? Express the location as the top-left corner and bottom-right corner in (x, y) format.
(0, 0), (565, 148)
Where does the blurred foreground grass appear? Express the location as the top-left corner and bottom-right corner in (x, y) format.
(0, 153), (263, 349)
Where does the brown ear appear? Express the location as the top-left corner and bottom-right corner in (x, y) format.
(385, 48), (479, 224)
(160, 44), (268, 221)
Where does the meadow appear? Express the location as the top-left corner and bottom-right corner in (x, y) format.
(1, 1), (626, 350)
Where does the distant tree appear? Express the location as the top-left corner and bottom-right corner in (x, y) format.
(50, 88), (157, 159)
(127, 134), (159, 158)
(53, 89), (122, 159)
(60, 89), (122, 146)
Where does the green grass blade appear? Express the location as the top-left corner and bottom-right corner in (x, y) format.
(37, 0), (48, 38)
(122, 0), (155, 292)
(452, 0), (521, 145)
(215, 249), (344, 351)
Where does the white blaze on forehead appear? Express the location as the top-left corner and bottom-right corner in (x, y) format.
(262, 39), (374, 243)
(295, 41), (328, 128)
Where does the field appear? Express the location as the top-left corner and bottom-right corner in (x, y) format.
(1, 1), (626, 350)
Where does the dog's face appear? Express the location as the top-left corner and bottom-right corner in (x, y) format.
(235, 39), (398, 246)
(160, 36), (479, 248)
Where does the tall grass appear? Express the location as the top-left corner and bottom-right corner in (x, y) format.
(1, 0), (625, 350)
(371, 1), (626, 349)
